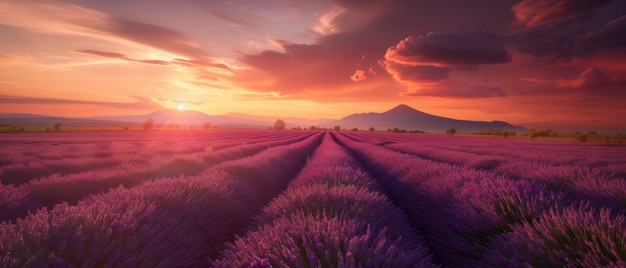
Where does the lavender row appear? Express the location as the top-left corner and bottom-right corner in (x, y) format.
(333, 132), (625, 267)
(214, 133), (435, 267)
(380, 143), (626, 211)
(0, 132), (323, 267)
(343, 133), (626, 210)
(0, 132), (316, 222)
(0, 130), (309, 185)
(350, 132), (626, 168)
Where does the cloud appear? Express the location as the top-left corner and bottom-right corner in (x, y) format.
(230, 0), (518, 99)
(401, 82), (506, 98)
(191, 0), (259, 29)
(511, 0), (610, 28)
(0, 0), (223, 68)
(385, 32), (511, 67)
(350, 69), (367, 81)
(382, 61), (449, 84)
(381, 32), (509, 98)
(559, 68), (626, 88)
(329, 0), (389, 10)
(0, 95), (165, 110)
(239, 40), (359, 92)
(583, 15), (626, 49)
(74, 49), (170, 65)
(508, 0), (626, 62)
(0, 52), (31, 66)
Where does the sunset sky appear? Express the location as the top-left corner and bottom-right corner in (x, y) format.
(1, 0), (625, 131)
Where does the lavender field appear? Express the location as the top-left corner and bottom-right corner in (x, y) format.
(1, 130), (625, 267)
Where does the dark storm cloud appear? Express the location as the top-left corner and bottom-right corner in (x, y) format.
(511, 0), (610, 28)
(385, 32), (511, 66)
(583, 15), (626, 48)
(509, 0), (626, 62)
(381, 31), (510, 98)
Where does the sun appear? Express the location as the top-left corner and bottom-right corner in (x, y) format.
(177, 103), (185, 110)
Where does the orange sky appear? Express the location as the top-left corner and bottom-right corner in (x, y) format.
(1, 0), (625, 132)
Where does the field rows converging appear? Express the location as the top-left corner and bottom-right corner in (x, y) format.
(1, 130), (625, 267)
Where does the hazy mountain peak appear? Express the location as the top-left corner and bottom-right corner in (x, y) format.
(384, 104), (427, 116)
(387, 104), (416, 113)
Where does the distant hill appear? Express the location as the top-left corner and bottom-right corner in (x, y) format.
(0, 105), (526, 133)
(0, 109), (333, 129)
(0, 114), (130, 127)
(333, 104), (526, 133)
(93, 109), (333, 129)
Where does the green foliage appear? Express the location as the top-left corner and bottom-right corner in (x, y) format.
(368, 127), (375, 132)
(334, 126), (341, 131)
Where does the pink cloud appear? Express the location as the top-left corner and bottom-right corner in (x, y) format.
(401, 82), (506, 98)
(350, 69), (367, 82)
(239, 40), (362, 93)
(74, 49), (170, 66)
(559, 68), (626, 88)
(0, 1), (223, 69)
(382, 61), (448, 84)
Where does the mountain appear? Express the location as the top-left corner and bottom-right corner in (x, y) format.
(333, 104), (526, 133)
(0, 105), (526, 133)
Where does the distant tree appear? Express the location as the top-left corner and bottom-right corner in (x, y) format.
(310, 126), (317, 131)
(368, 127), (375, 132)
(123, 126), (129, 131)
(391, 127), (400, 133)
(351, 128), (359, 132)
(53, 123), (61, 132)
(203, 122), (211, 130)
(143, 119), (154, 131)
(273, 119), (286, 130)
(446, 128), (457, 135)
(334, 125), (341, 131)
(577, 134), (588, 142)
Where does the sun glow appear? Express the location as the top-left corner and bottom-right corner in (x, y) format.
(177, 103), (185, 110)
